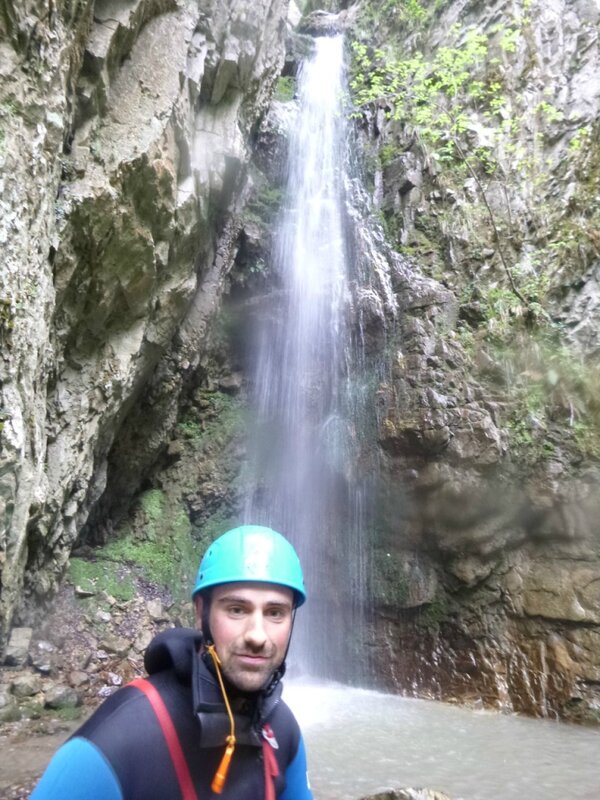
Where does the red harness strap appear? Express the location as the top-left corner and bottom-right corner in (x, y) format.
(261, 725), (280, 800)
(130, 678), (198, 800)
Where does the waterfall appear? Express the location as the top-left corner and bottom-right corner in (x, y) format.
(245, 35), (371, 681)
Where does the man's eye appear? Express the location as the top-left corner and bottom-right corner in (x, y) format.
(267, 608), (285, 620)
(228, 606), (245, 616)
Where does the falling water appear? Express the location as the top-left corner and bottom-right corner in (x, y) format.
(245, 35), (370, 680)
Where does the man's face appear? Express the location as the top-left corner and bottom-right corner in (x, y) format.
(196, 581), (294, 693)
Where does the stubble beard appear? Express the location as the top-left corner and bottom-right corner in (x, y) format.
(221, 648), (281, 693)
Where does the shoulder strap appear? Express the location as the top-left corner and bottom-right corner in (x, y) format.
(130, 678), (198, 800)
(262, 724), (280, 800)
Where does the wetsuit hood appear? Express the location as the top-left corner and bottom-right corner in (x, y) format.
(144, 627), (203, 683)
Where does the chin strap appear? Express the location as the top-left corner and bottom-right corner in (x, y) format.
(206, 644), (237, 794)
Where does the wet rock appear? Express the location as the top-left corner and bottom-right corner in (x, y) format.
(0, 0), (290, 657)
(218, 373), (243, 393)
(298, 11), (342, 36)
(521, 562), (600, 623)
(74, 585), (96, 598)
(30, 640), (56, 675)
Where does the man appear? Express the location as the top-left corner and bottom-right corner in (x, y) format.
(31, 525), (313, 799)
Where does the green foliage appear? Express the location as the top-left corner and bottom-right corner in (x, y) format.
(176, 391), (245, 454)
(349, 14), (578, 309)
(243, 182), (283, 226)
(194, 391), (245, 451)
(350, 26), (492, 159)
(275, 76), (295, 102)
(176, 417), (203, 440)
(568, 125), (591, 153)
(68, 497), (200, 602)
(490, 334), (600, 461)
(356, 0), (432, 34)
(379, 142), (401, 166)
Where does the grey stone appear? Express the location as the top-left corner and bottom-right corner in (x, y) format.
(44, 684), (81, 710)
(4, 627), (33, 666)
(101, 634), (131, 657)
(10, 673), (42, 698)
(146, 598), (164, 621)
(69, 670), (89, 688)
(0, 686), (19, 722)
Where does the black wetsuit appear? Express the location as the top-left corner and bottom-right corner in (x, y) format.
(31, 628), (313, 799)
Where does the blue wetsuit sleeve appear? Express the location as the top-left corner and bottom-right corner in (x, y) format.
(279, 734), (313, 799)
(30, 737), (123, 800)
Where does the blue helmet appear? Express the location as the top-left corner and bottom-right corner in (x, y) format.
(192, 525), (306, 606)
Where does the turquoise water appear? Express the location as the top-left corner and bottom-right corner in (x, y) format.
(285, 682), (600, 800)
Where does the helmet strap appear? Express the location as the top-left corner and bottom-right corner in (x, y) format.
(198, 591), (213, 645)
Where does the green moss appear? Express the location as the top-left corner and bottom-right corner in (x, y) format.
(67, 557), (136, 602)
(275, 76), (295, 102)
(371, 548), (410, 607)
(200, 510), (242, 543)
(417, 593), (449, 630)
(103, 507), (200, 602)
(189, 391), (245, 455)
(176, 418), (203, 440)
(244, 182), (283, 225)
(140, 489), (165, 525)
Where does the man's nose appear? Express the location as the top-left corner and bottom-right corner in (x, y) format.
(244, 612), (268, 649)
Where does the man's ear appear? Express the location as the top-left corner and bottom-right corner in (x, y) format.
(194, 595), (204, 631)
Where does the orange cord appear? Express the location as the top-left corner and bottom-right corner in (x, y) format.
(206, 644), (237, 794)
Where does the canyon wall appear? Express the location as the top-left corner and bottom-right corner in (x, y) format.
(347, 0), (600, 723)
(0, 0), (290, 651)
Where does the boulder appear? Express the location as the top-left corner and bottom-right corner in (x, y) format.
(10, 674), (42, 698)
(44, 684), (81, 710)
(4, 627), (33, 666)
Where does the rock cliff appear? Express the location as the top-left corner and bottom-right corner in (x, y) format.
(0, 0), (289, 651)
(347, 0), (600, 723)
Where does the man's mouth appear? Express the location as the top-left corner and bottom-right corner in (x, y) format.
(234, 652), (271, 666)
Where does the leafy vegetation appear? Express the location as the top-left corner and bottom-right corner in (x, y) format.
(348, 4), (600, 467)
(275, 76), (295, 102)
(349, 11), (597, 310)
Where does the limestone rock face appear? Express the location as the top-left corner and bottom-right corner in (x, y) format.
(348, 0), (600, 723)
(0, 0), (288, 652)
